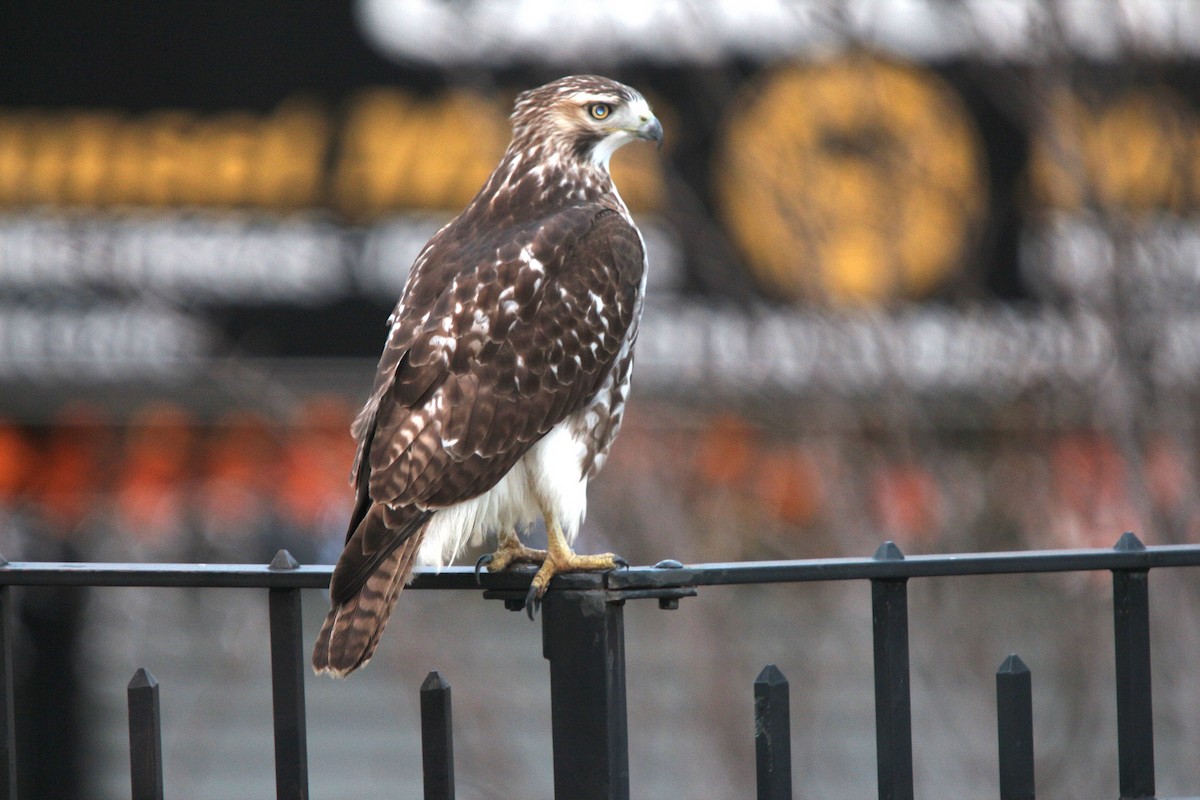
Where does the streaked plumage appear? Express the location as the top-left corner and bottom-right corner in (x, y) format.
(313, 75), (662, 677)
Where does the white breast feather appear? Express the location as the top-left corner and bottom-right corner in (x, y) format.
(415, 415), (591, 568)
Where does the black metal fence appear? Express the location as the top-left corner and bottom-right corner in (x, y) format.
(0, 532), (1198, 800)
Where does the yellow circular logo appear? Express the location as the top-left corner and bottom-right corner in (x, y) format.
(715, 54), (988, 305)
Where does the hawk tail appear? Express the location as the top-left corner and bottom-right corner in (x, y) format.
(312, 510), (427, 678)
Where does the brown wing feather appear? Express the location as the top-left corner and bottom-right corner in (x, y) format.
(366, 204), (643, 508)
(313, 511), (426, 677)
(328, 503), (432, 605)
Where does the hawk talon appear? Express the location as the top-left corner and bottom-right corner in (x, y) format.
(474, 553), (494, 585)
(521, 549), (627, 620)
(525, 584), (542, 621)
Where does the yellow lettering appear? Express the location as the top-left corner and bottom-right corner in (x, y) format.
(335, 89), (417, 218)
(27, 115), (75, 205)
(0, 88), (658, 217)
(197, 113), (258, 206)
(105, 116), (144, 206)
(1029, 87), (1193, 215)
(269, 100), (329, 208)
(65, 112), (123, 206)
(0, 113), (31, 205)
(141, 111), (194, 206)
(1092, 90), (1189, 213)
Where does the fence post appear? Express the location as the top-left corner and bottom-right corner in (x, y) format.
(1111, 533), (1155, 800)
(871, 541), (913, 800)
(754, 664), (792, 800)
(267, 550), (309, 800)
(420, 671), (455, 800)
(541, 589), (629, 800)
(0, 581), (16, 800)
(996, 654), (1034, 800)
(127, 668), (164, 800)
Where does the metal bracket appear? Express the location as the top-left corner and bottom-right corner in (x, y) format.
(479, 558), (697, 612)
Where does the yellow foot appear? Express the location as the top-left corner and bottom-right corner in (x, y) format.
(474, 532), (547, 584)
(524, 549), (628, 619)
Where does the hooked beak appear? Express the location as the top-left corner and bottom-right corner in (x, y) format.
(635, 115), (664, 150)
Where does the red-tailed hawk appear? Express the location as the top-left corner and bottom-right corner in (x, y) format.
(313, 75), (662, 677)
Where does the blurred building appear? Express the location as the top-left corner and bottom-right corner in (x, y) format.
(2, 0), (1199, 558)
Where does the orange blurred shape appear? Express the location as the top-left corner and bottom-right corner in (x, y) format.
(122, 403), (196, 482)
(1144, 436), (1188, 514)
(0, 420), (35, 504)
(1051, 432), (1127, 515)
(278, 396), (355, 528)
(292, 395), (355, 442)
(202, 410), (278, 490)
(752, 447), (824, 526)
(197, 409), (281, 528)
(34, 402), (116, 529)
(694, 414), (756, 488)
(1048, 431), (1145, 551)
(114, 403), (197, 535)
(872, 462), (941, 544)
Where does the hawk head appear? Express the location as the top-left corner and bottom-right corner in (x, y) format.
(511, 75), (663, 168)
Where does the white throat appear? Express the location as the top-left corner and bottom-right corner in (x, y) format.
(589, 130), (635, 169)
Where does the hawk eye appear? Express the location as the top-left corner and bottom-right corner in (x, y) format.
(588, 102), (611, 120)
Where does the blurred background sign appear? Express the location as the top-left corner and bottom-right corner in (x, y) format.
(3, 1), (1200, 402)
(357, 0), (1200, 63)
(3, 1), (1200, 403)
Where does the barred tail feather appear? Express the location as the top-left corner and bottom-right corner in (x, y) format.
(312, 529), (425, 677)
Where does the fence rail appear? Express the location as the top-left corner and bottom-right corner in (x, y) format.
(0, 533), (1198, 799)
(4, 537), (1200, 589)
